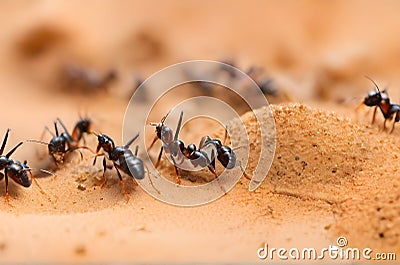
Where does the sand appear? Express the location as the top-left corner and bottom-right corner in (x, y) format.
(1, 1), (400, 263)
(0, 104), (398, 263)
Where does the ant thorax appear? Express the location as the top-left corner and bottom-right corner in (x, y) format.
(164, 140), (184, 157)
(159, 126), (174, 144)
(0, 156), (11, 169)
(109, 146), (126, 161)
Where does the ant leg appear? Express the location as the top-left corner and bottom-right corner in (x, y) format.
(155, 146), (163, 168)
(147, 135), (159, 152)
(207, 159), (218, 178)
(223, 125), (228, 145)
(371, 106), (377, 125)
(390, 112), (399, 134)
(28, 170), (51, 201)
(383, 119), (387, 131)
(92, 152), (105, 166)
(101, 157), (107, 188)
(169, 156), (181, 184)
(113, 163), (128, 194)
(5, 169), (9, 199)
(355, 101), (364, 113)
(4, 168), (11, 205)
(71, 146), (95, 154)
(134, 146), (139, 156)
(206, 161), (227, 194)
(174, 165), (181, 185)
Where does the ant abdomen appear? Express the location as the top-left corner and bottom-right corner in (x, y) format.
(118, 151), (145, 180)
(217, 146), (236, 169)
(7, 161), (32, 188)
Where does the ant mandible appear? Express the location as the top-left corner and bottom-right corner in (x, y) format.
(91, 131), (145, 193)
(148, 111), (237, 184)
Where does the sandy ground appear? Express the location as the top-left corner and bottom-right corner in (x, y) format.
(0, 1), (400, 263)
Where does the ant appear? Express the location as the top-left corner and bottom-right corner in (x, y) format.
(357, 77), (400, 133)
(0, 129), (43, 201)
(148, 111), (236, 184)
(60, 63), (117, 93)
(91, 131), (145, 193)
(28, 119), (93, 166)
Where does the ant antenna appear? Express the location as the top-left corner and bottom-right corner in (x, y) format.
(365, 76), (380, 92)
(0, 128), (10, 156)
(54, 122), (59, 137)
(6, 142), (23, 158)
(27, 139), (49, 145)
(23, 166), (56, 177)
(161, 110), (171, 123)
(56, 118), (72, 138)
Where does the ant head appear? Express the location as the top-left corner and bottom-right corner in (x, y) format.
(48, 136), (67, 154)
(364, 76), (384, 106)
(97, 134), (115, 153)
(364, 90), (382, 106)
(77, 118), (92, 133)
(149, 112), (174, 144)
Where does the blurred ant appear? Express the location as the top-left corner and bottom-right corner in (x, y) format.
(0, 129), (47, 201)
(57, 117), (92, 145)
(28, 119), (93, 166)
(91, 131), (145, 193)
(148, 111), (236, 184)
(356, 77), (400, 133)
(60, 63), (117, 93)
(220, 62), (278, 96)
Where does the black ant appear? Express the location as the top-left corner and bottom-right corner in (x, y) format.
(148, 111), (236, 184)
(0, 129), (45, 201)
(91, 131), (145, 193)
(28, 119), (93, 166)
(357, 77), (400, 133)
(60, 63), (117, 93)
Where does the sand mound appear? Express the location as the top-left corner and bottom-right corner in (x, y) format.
(243, 104), (400, 252)
(0, 103), (399, 262)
